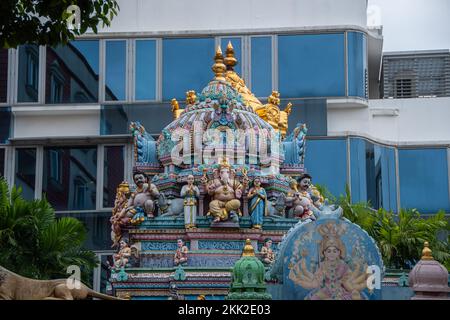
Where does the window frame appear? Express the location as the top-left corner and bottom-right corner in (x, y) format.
(102, 39), (130, 104)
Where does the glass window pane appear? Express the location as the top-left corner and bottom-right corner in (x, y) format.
(17, 44), (39, 103)
(0, 148), (5, 177)
(0, 49), (8, 102)
(15, 148), (36, 200)
(350, 138), (397, 212)
(399, 149), (450, 213)
(103, 146), (124, 208)
(56, 212), (111, 250)
(251, 37), (272, 98)
(278, 34), (345, 98)
(105, 41), (126, 101)
(0, 107), (11, 143)
(43, 147), (97, 211)
(221, 37), (242, 75)
(304, 139), (347, 197)
(348, 32), (367, 98)
(135, 40), (156, 100)
(162, 37), (215, 100)
(45, 41), (99, 103)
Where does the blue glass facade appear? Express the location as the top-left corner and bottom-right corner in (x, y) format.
(348, 32), (367, 98)
(135, 40), (156, 100)
(278, 33), (346, 98)
(163, 37), (215, 100)
(304, 139), (348, 197)
(350, 138), (397, 212)
(398, 148), (450, 213)
(105, 40), (127, 101)
(251, 36), (272, 97)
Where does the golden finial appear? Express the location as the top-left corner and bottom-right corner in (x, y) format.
(186, 90), (197, 105)
(242, 239), (255, 257)
(224, 41), (237, 71)
(171, 98), (179, 112)
(268, 91), (281, 106)
(212, 46), (226, 81)
(421, 241), (433, 260)
(284, 102), (292, 115)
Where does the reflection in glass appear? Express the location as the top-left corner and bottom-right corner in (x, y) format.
(135, 40), (156, 100)
(43, 147), (97, 211)
(45, 40), (99, 104)
(105, 41), (126, 101)
(251, 37), (272, 98)
(0, 49), (8, 102)
(220, 37), (242, 75)
(350, 138), (397, 212)
(0, 148), (5, 177)
(278, 34), (345, 98)
(103, 146), (124, 208)
(17, 44), (39, 103)
(348, 32), (367, 99)
(56, 212), (111, 250)
(15, 148), (36, 200)
(163, 38), (215, 100)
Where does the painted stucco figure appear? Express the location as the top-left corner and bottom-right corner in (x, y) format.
(113, 240), (132, 269)
(247, 178), (268, 229)
(285, 178), (315, 220)
(201, 158), (248, 223)
(180, 174), (200, 229)
(128, 171), (160, 220)
(110, 181), (132, 247)
(260, 238), (275, 265)
(174, 239), (189, 266)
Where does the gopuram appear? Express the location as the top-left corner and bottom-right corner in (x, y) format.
(108, 43), (383, 300)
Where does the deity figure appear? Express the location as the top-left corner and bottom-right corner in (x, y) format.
(285, 176), (315, 221)
(247, 178), (268, 229)
(174, 239), (189, 266)
(127, 171), (160, 220)
(128, 245), (140, 268)
(113, 240), (132, 269)
(110, 181), (132, 247)
(288, 223), (368, 300)
(201, 158), (248, 223)
(260, 238), (275, 265)
(180, 175), (200, 229)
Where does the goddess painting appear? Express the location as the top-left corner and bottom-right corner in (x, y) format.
(288, 222), (368, 300)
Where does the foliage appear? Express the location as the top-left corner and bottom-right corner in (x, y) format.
(0, 177), (98, 284)
(0, 0), (119, 48)
(321, 184), (450, 270)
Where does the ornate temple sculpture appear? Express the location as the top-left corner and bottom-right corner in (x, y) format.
(113, 240), (132, 269)
(127, 171), (160, 220)
(0, 265), (123, 300)
(260, 238), (275, 265)
(110, 181), (132, 247)
(247, 177), (268, 229)
(174, 239), (189, 266)
(202, 158), (248, 224)
(180, 174), (200, 229)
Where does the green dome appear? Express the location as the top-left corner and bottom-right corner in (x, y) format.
(226, 239), (272, 300)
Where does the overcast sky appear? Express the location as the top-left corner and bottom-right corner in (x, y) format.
(368, 0), (450, 52)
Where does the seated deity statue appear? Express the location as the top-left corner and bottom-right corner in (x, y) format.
(285, 175), (315, 221)
(201, 158), (249, 223)
(113, 240), (132, 269)
(260, 238), (275, 265)
(174, 239), (188, 266)
(127, 171), (160, 219)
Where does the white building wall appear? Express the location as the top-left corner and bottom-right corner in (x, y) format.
(98, 0), (368, 34)
(328, 97), (450, 144)
(13, 108), (100, 138)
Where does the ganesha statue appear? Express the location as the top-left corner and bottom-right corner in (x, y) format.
(201, 158), (249, 224)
